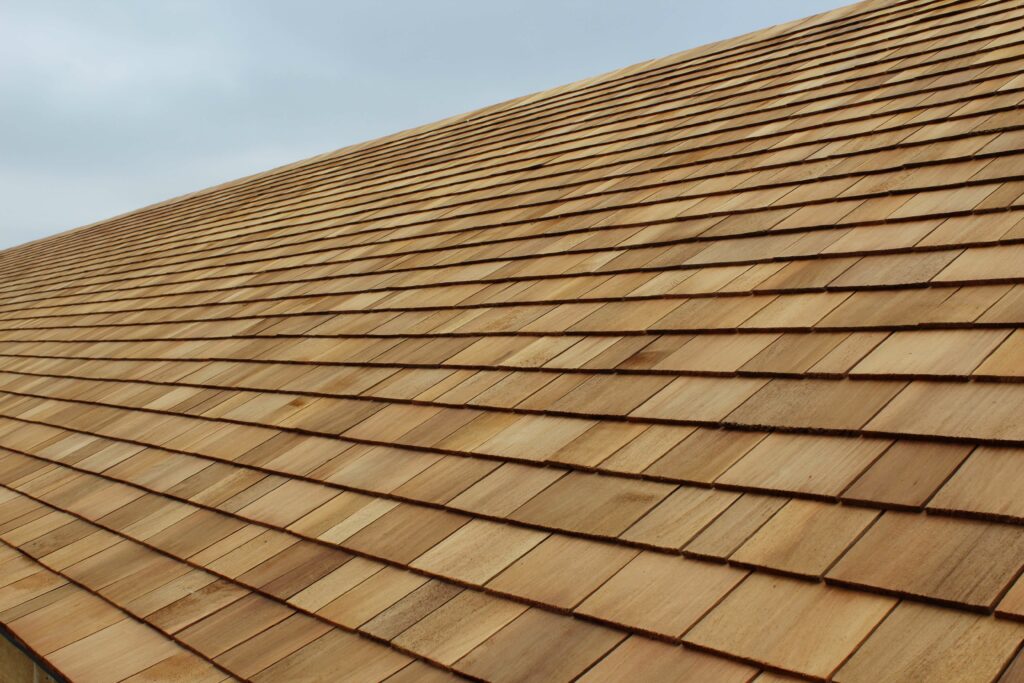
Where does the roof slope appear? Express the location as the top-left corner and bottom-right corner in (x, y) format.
(2, 0), (1024, 680)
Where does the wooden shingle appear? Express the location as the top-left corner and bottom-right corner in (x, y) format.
(3, 0), (1024, 678)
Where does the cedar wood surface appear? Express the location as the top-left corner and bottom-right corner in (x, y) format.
(1, 0), (1024, 680)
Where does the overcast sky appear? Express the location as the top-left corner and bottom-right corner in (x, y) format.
(0, 0), (846, 251)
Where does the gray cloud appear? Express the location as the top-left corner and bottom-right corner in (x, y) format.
(0, 0), (844, 249)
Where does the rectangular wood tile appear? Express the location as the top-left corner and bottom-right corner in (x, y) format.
(576, 552), (746, 637)
(510, 471), (674, 536)
(454, 608), (624, 683)
(486, 534), (637, 610)
(685, 574), (895, 679)
(730, 499), (879, 576)
(828, 511), (1024, 608)
(391, 591), (527, 666)
(930, 446), (1024, 519)
(578, 636), (756, 683)
(835, 602), (1024, 683)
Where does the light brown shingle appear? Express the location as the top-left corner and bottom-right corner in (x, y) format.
(3, 0), (1024, 678)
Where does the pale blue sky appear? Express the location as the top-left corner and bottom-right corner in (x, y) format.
(0, 0), (846, 250)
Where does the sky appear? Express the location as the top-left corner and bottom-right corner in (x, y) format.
(0, 0), (847, 251)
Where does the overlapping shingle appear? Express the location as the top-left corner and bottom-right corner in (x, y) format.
(3, 0), (1024, 679)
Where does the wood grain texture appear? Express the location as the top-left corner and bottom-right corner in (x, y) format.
(3, 0), (1024, 679)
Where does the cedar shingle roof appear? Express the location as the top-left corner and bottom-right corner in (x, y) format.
(2, 0), (1024, 680)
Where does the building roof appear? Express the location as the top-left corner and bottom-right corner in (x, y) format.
(2, 0), (1024, 680)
